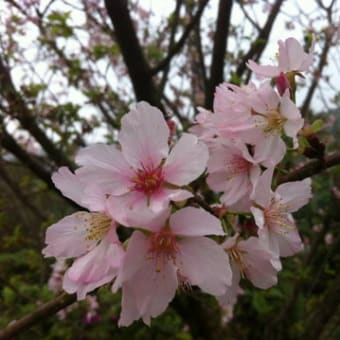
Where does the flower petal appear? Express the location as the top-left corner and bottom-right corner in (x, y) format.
(52, 167), (84, 207)
(163, 133), (208, 186)
(119, 102), (169, 168)
(43, 212), (99, 258)
(276, 178), (312, 212)
(170, 207), (225, 236)
(239, 237), (278, 289)
(251, 167), (274, 208)
(178, 237), (231, 295)
(247, 60), (280, 78)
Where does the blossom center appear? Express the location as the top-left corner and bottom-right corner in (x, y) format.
(148, 229), (178, 271)
(228, 247), (247, 278)
(264, 201), (295, 232)
(264, 109), (286, 134)
(75, 212), (112, 242)
(131, 165), (164, 195)
(226, 155), (251, 179)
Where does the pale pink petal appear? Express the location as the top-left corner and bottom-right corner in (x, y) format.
(63, 235), (123, 299)
(43, 212), (98, 258)
(170, 207), (225, 236)
(278, 38), (304, 72)
(219, 174), (250, 206)
(107, 194), (169, 229)
(118, 281), (141, 327)
(178, 237), (231, 295)
(217, 262), (241, 306)
(76, 144), (129, 171)
(52, 167), (84, 207)
(251, 207), (265, 229)
(132, 259), (178, 322)
(206, 171), (228, 192)
(284, 119), (304, 141)
(119, 231), (150, 282)
(276, 178), (312, 212)
(119, 102), (169, 168)
(222, 234), (239, 250)
(271, 227), (304, 257)
(67, 240), (122, 284)
(63, 268), (115, 300)
(258, 227), (281, 258)
(147, 188), (192, 213)
(82, 184), (107, 211)
(239, 237), (278, 289)
(247, 60), (280, 78)
(254, 135), (286, 167)
(76, 145), (134, 196)
(280, 90), (301, 120)
(163, 133), (209, 186)
(251, 167), (274, 207)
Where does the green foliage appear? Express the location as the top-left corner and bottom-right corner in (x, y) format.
(47, 11), (73, 38)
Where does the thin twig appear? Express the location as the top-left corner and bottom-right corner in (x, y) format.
(150, 0), (209, 75)
(0, 293), (77, 340)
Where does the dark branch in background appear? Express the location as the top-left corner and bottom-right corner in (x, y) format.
(237, 0), (260, 31)
(158, 0), (183, 95)
(300, 35), (331, 117)
(302, 272), (340, 340)
(301, 0), (336, 118)
(194, 22), (208, 95)
(0, 56), (73, 168)
(0, 123), (54, 188)
(104, 0), (160, 108)
(205, 0), (233, 109)
(0, 293), (77, 340)
(150, 0), (209, 75)
(278, 151), (340, 184)
(235, 0), (284, 79)
(0, 162), (47, 221)
(0, 118), (81, 209)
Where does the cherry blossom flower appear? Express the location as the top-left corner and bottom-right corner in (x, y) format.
(76, 102), (208, 224)
(249, 85), (304, 154)
(247, 37), (314, 78)
(251, 168), (312, 258)
(113, 207), (232, 326)
(218, 234), (278, 306)
(43, 167), (124, 300)
(206, 139), (261, 207)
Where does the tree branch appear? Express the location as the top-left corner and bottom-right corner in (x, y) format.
(235, 0), (284, 79)
(104, 0), (160, 107)
(205, 0), (233, 109)
(0, 118), (81, 209)
(0, 293), (77, 340)
(158, 0), (183, 95)
(150, 0), (209, 75)
(0, 162), (47, 221)
(0, 56), (73, 168)
(278, 151), (340, 184)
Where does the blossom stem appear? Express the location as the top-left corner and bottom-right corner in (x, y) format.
(0, 293), (76, 340)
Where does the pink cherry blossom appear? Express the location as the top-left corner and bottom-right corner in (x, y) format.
(251, 168), (312, 257)
(113, 207), (232, 326)
(218, 234), (278, 306)
(247, 37), (314, 78)
(75, 102), (208, 223)
(206, 139), (261, 207)
(43, 167), (124, 300)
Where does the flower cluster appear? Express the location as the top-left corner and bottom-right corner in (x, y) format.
(43, 37), (313, 326)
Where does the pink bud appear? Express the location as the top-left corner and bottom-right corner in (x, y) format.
(166, 119), (176, 139)
(275, 72), (291, 95)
